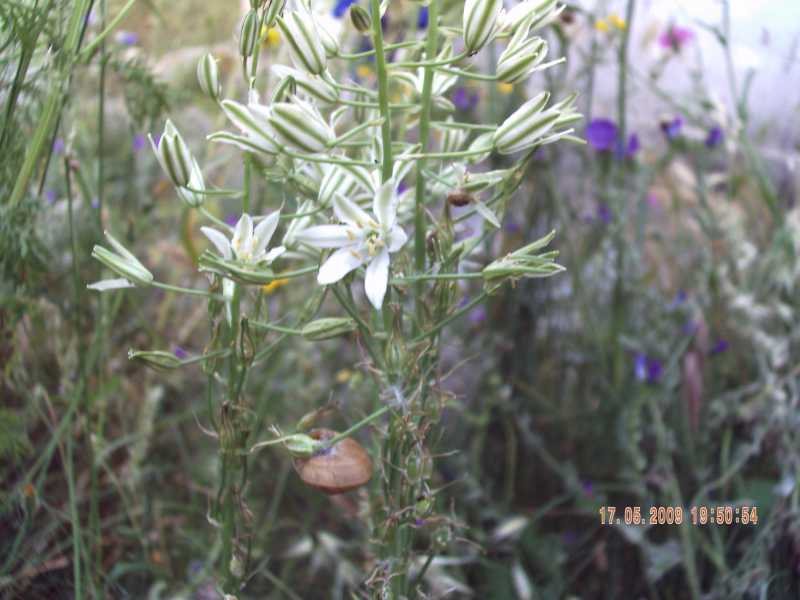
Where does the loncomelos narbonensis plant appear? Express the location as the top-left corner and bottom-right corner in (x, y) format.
(88, 0), (580, 596)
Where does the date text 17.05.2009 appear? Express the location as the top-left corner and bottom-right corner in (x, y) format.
(598, 505), (759, 526)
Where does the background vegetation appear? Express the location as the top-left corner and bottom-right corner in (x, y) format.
(2, 0), (800, 598)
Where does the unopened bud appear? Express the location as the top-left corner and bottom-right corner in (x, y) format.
(301, 317), (357, 341)
(350, 5), (372, 33)
(197, 53), (221, 101)
(240, 10), (259, 59)
(128, 349), (182, 371)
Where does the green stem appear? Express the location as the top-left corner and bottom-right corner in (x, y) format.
(337, 40), (422, 60)
(250, 321), (304, 335)
(152, 281), (224, 299)
(389, 50), (467, 69)
(392, 272), (483, 284)
(370, 0), (394, 182)
(413, 0), (440, 333)
(322, 405), (392, 448)
(79, 0), (138, 60)
(411, 286), (497, 344)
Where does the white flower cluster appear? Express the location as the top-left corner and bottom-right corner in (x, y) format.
(90, 0), (577, 311)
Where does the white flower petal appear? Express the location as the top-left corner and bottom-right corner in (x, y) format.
(318, 247), (366, 284)
(295, 224), (359, 248)
(373, 180), (397, 228)
(364, 248), (390, 310)
(201, 226), (233, 260)
(86, 278), (135, 291)
(253, 210), (281, 256)
(264, 246), (286, 263)
(333, 194), (373, 229)
(386, 225), (408, 253)
(232, 214), (253, 257)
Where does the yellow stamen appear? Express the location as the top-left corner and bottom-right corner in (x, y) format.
(497, 82), (514, 95)
(261, 26), (280, 48)
(594, 19), (609, 33)
(608, 14), (626, 30)
(356, 64), (373, 80)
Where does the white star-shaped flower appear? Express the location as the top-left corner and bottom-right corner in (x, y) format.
(296, 181), (408, 310)
(201, 211), (286, 266)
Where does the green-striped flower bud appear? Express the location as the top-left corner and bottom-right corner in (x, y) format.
(264, 0), (285, 28)
(497, 36), (548, 84)
(148, 120), (194, 187)
(127, 349), (182, 371)
(239, 10), (259, 59)
(91, 231), (153, 287)
(272, 65), (338, 105)
(267, 100), (334, 153)
(482, 230), (564, 281)
(318, 165), (358, 206)
(283, 433), (323, 458)
(316, 16), (340, 58)
(276, 10), (327, 75)
(197, 53), (221, 101)
(463, 0), (502, 56)
(492, 91), (561, 154)
(350, 5), (372, 33)
(301, 317), (357, 341)
(210, 99), (280, 157)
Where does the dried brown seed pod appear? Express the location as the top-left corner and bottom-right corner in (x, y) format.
(447, 190), (474, 207)
(292, 428), (373, 494)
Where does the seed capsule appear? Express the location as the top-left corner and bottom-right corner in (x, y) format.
(293, 429), (373, 494)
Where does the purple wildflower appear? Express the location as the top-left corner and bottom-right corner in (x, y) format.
(468, 306), (487, 325)
(224, 214), (239, 227)
(452, 87), (478, 111)
(332, 0), (356, 18)
(562, 531), (578, 545)
(635, 353), (663, 384)
(581, 479), (594, 496)
(397, 181), (408, 195)
(710, 339), (729, 356)
(504, 220), (521, 233)
(115, 30), (140, 45)
(705, 126), (723, 148)
(669, 289), (688, 309)
(596, 203), (613, 224)
(91, 197), (100, 209)
(417, 6), (429, 29)
(623, 133), (640, 158)
(173, 346), (189, 360)
(660, 116), (683, 141)
(658, 25), (694, 52)
(585, 119), (617, 152)
(53, 138), (65, 154)
(132, 133), (146, 152)
(44, 189), (56, 204)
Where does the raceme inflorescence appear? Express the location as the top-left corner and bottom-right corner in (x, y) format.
(88, 0), (578, 596)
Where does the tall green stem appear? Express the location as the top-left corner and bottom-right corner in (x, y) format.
(370, 0), (393, 182)
(413, 0), (439, 332)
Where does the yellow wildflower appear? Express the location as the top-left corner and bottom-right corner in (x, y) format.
(497, 82), (514, 95)
(335, 368), (353, 384)
(261, 25), (280, 48)
(608, 14), (626, 30)
(594, 19), (609, 33)
(356, 64), (373, 80)
(262, 277), (289, 294)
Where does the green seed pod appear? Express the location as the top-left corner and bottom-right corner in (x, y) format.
(349, 5), (372, 33)
(240, 10), (259, 59)
(300, 317), (357, 341)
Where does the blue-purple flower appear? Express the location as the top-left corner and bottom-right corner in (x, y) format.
(132, 133), (146, 152)
(418, 6), (429, 29)
(173, 346), (189, 360)
(468, 305), (487, 325)
(617, 133), (640, 159)
(710, 339), (729, 355)
(634, 353), (663, 384)
(661, 116), (683, 140)
(585, 119), (617, 152)
(53, 138), (65, 154)
(452, 87), (478, 112)
(332, 0), (356, 18)
(115, 30), (140, 45)
(705, 126), (723, 148)
(596, 203), (612, 224)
